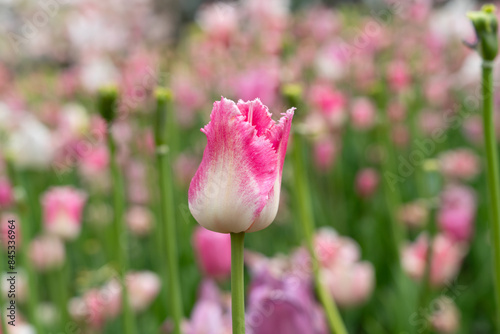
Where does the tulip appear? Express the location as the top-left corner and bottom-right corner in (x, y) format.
(188, 97), (294, 233)
(438, 149), (480, 181)
(125, 205), (154, 237)
(355, 168), (379, 198)
(350, 97), (376, 130)
(29, 235), (66, 272)
(401, 233), (467, 287)
(126, 271), (161, 312)
(0, 177), (13, 207)
(437, 185), (476, 241)
(193, 226), (231, 280)
(41, 186), (87, 240)
(431, 297), (460, 334)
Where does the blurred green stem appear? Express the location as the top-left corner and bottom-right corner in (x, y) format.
(231, 232), (246, 334)
(481, 61), (500, 326)
(107, 131), (136, 334)
(6, 164), (42, 333)
(291, 132), (348, 334)
(154, 89), (183, 334)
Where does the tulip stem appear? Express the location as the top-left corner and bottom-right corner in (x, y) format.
(481, 61), (500, 327)
(291, 133), (348, 334)
(107, 131), (136, 334)
(231, 232), (246, 334)
(5, 164), (41, 333)
(154, 88), (183, 334)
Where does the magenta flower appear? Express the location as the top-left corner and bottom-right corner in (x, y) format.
(189, 98), (294, 233)
(193, 226), (231, 279)
(41, 186), (87, 240)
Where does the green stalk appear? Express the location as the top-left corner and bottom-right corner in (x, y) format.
(291, 132), (348, 334)
(282, 84), (347, 334)
(154, 88), (183, 334)
(230, 232), (246, 334)
(482, 61), (500, 326)
(5, 164), (42, 333)
(107, 131), (136, 334)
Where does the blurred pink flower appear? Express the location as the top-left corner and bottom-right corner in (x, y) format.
(463, 115), (483, 145)
(402, 233), (467, 287)
(197, 3), (238, 44)
(437, 185), (476, 241)
(79, 145), (110, 177)
(126, 206), (154, 237)
(387, 60), (411, 92)
(234, 63), (280, 108)
(0, 177), (13, 207)
(0, 212), (21, 249)
(431, 297), (460, 334)
(387, 101), (406, 122)
(41, 187), (87, 240)
(314, 228), (360, 268)
(29, 235), (66, 272)
(392, 124), (410, 148)
(246, 253), (328, 334)
(419, 110), (446, 137)
(438, 149), (480, 181)
(126, 271), (161, 312)
(321, 261), (375, 308)
(309, 82), (346, 128)
(350, 97), (376, 130)
(193, 226), (231, 280)
(355, 168), (379, 198)
(171, 75), (206, 127)
(313, 136), (337, 172)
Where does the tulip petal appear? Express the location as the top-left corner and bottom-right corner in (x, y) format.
(189, 98), (278, 233)
(246, 109), (294, 233)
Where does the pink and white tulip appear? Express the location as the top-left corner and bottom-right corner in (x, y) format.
(29, 235), (66, 272)
(126, 271), (161, 312)
(41, 187), (87, 240)
(189, 98), (294, 233)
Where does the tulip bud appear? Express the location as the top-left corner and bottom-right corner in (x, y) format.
(126, 271), (161, 312)
(41, 187), (87, 240)
(467, 5), (498, 61)
(29, 235), (66, 272)
(97, 85), (118, 124)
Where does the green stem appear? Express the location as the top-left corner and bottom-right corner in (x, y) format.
(107, 132), (136, 334)
(481, 62), (500, 328)
(154, 89), (183, 334)
(231, 232), (246, 334)
(291, 133), (348, 334)
(5, 164), (42, 333)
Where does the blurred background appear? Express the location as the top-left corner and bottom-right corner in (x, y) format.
(0, 0), (499, 333)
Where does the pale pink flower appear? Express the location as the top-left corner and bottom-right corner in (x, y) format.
(126, 271), (161, 312)
(314, 228), (360, 268)
(438, 185), (476, 241)
(29, 235), (66, 272)
(355, 168), (379, 198)
(189, 98), (293, 233)
(463, 115), (483, 145)
(401, 233), (467, 287)
(197, 3), (238, 44)
(234, 63), (280, 107)
(193, 226), (231, 280)
(431, 297), (460, 334)
(392, 124), (410, 148)
(126, 206), (153, 237)
(350, 97), (376, 130)
(79, 145), (109, 177)
(321, 261), (375, 308)
(438, 149), (480, 181)
(419, 110), (446, 137)
(41, 187), (87, 240)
